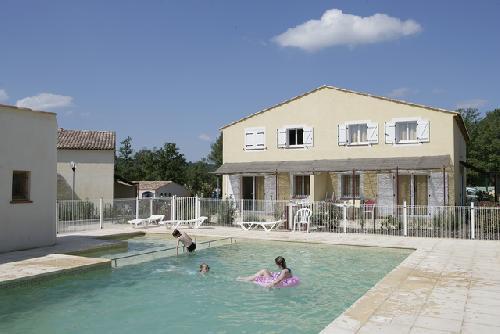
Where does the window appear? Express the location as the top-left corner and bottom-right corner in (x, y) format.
(278, 127), (313, 148)
(11, 171), (30, 202)
(244, 127), (265, 150)
(338, 122), (378, 146)
(341, 174), (360, 198)
(293, 175), (310, 198)
(287, 128), (304, 146)
(396, 121), (417, 143)
(348, 124), (368, 144)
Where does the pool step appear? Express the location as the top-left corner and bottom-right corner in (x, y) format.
(0, 254), (111, 288)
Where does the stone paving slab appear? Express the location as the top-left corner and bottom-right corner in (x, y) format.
(0, 254), (110, 288)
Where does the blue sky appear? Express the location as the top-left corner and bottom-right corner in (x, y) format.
(1, 1), (499, 161)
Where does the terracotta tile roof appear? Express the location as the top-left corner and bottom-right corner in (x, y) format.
(57, 128), (115, 150)
(135, 181), (173, 190)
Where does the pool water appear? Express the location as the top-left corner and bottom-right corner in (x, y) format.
(0, 237), (411, 334)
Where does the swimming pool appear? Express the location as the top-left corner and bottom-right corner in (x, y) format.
(0, 237), (411, 334)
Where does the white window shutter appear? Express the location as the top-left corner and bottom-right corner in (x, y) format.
(277, 128), (287, 148)
(244, 129), (255, 149)
(303, 127), (313, 147)
(385, 122), (396, 144)
(338, 124), (347, 146)
(417, 119), (430, 142)
(367, 122), (378, 144)
(255, 129), (265, 148)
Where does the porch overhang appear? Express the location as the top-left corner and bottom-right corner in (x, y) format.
(214, 155), (451, 175)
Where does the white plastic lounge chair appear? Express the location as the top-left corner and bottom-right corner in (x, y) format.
(160, 216), (208, 229)
(293, 208), (312, 233)
(237, 220), (284, 232)
(128, 215), (165, 228)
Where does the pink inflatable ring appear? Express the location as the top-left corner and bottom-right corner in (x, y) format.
(253, 272), (300, 288)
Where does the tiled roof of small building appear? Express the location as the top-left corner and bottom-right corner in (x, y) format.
(57, 128), (115, 150)
(136, 181), (173, 190)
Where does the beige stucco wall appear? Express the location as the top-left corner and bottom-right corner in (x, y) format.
(0, 106), (57, 252)
(222, 88), (464, 165)
(57, 150), (114, 200)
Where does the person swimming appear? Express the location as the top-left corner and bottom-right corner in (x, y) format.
(172, 229), (196, 253)
(237, 256), (294, 288)
(199, 263), (210, 273)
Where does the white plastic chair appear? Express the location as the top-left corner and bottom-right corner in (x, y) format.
(293, 208), (312, 233)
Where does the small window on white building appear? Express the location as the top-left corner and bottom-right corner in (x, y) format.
(11, 171), (31, 202)
(244, 127), (265, 150)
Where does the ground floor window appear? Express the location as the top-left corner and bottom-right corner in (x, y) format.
(341, 174), (360, 198)
(293, 175), (310, 198)
(397, 174), (428, 206)
(241, 176), (264, 201)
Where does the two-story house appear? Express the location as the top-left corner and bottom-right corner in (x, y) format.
(216, 86), (468, 206)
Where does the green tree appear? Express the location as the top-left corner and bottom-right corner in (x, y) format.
(207, 133), (223, 167)
(155, 143), (188, 184)
(116, 136), (135, 180)
(185, 160), (217, 196)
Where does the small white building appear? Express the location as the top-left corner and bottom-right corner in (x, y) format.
(57, 129), (115, 200)
(0, 104), (57, 253)
(136, 181), (191, 198)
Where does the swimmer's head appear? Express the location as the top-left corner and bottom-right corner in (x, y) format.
(172, 229), (181, 238)
(199, 263), (210, 273)
(275, 256), (286, 269)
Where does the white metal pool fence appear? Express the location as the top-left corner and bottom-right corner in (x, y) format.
(56, 197), (500, 240)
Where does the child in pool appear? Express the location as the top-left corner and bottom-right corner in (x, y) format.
(172, 229), (196, 253)
(237, 256), (292, 288)
(199, 263), (210, 273)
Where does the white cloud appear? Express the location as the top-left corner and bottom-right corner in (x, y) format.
(273, 9), (422, 52)
(198, 133), (211, 142)
(16, 93), (73, 110)
(455, 99), (487, 109)
(0, 89), (8, 102)
(388, 87), (417, 98)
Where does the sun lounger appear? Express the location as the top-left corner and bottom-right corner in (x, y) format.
(128, 215), (165, 228)
(237, 220), (283, 232)
(160, 216), (208, 229)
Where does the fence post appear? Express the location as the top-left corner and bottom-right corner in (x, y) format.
(99, 198), (103, 229)
(195, 196), (200, 218)
(403, 200), (407, 236)
(56, 201), (59, 234)
(171, 196), (176, 221)
(240, 199), (244, 221)
(135, 197), (139, 219)
(343, 201), (347, 233)
(471, 202), (475, 240)
(150, 197), (153, 217)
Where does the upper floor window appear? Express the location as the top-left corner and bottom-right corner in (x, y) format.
(11, 171), (31, 203)
(385, 118), (429, 144)
(338, 122), (378, 146)
(244, 127), (265, 150)
(278, 126), (313, 148)
(396, 121), (417, 143)
(287, 128), (304, 146)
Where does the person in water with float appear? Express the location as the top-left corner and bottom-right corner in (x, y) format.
(237, 256), (300, 288)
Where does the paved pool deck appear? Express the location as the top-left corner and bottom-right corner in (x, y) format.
(1, 225), (499, 333)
